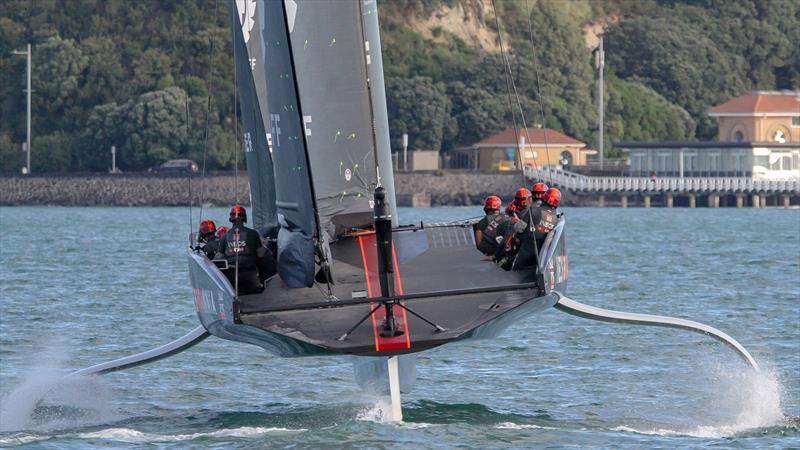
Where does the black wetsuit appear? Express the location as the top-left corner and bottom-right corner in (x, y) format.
(220, 224), (264, 294)
(201, 236), (221, 259)
(530, 204), (558, 243)
(474, 212), (508, 255)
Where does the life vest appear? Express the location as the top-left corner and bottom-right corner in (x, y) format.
(223, 225), (259, 269)
(534, 205), (557, 235)
(476, 213), (506, 255)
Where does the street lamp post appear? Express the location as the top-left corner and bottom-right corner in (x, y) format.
(12, 44), (32, 175)
(402, 133), (408, 171)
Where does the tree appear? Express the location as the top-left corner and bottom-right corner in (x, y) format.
(386, 76), (457, 151)
(83, 87), (189, 171)
(604, 16), (747, 139)
(605, 76), (695, 151)
(32, 35), (89, 134)
(445, 81), (508, 147)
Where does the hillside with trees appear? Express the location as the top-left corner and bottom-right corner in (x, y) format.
(0, 0), (797, 174)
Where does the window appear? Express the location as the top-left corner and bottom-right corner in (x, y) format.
(657, 153), (670, 172)
(792, 116), (800, 127)
(684, 153), (697, 173)
(708, 152), (721, 174)
(734, 130), (745, 142)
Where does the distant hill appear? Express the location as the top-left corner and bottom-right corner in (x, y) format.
(0, 0), (797, 173)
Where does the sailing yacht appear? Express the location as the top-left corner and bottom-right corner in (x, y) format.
(187, 0), (568, 358)
(70, 1), (760, 424)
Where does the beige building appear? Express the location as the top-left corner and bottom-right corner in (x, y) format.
(460, 127), (591, 171)
(708, 91), (799, 143)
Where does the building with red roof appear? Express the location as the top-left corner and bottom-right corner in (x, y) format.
(707, 91), (799, 144)
(463, 127), (592, 171)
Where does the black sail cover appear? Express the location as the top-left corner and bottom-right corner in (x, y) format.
(231, 0), (277, 237)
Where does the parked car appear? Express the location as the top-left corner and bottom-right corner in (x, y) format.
(149, 159), (199, 174)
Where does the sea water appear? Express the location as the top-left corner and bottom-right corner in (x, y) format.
(0, 206), (798, 448)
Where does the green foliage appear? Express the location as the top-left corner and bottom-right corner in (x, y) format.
(32, 131), (75, 173)
(604, 16), (747, 139)
(0, 0), (794, 172)
(386, 76), (457, 151)
(0, 133), (24, 174)
(445, 82), (508, 147)
(605, 76), (695, 151)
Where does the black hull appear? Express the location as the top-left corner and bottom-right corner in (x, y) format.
(187, 219), (568, 357)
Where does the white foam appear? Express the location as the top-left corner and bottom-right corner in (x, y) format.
(78, 426), (306, 442)
(496, 422), (554, 430)
(0, 343), (119, 432)
(356, 399), (396, 423)
(0, 433), (49, 445)
(354, 399), (435, 428)
(614, 365), (787, 438)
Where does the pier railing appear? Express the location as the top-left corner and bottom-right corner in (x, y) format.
(525, 167), (800, 193)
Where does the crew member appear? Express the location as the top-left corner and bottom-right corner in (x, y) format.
(197, 219), (221, 259)
(531, 187), (560, 244)
(219, 204), (265, 294)
(530, 182), (549, 207)
(474, 195), (508, 256)
(494, 188), (532, 268)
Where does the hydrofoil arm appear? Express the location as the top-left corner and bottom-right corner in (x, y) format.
(71, 326), (210, 376)
(553, 293), (760, 372)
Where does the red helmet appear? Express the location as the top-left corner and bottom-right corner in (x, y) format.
(484, 195), (502, 212)
(199, 219), (216, 239)
(505, 202), (518, 215)
(229, 204), (247, 223)
(514, 188), (532, 208)
(531, 182), (549, 199)
(543, 188), (561, 207)
(216, 226), (229, 238)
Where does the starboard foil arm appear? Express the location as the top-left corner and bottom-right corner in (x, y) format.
(71, 326), (210, 376)
(553, 293), (760, 371)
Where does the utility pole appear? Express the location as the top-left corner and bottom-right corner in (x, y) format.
(12, 44), (32, 175)
(595, 36), (604, 172)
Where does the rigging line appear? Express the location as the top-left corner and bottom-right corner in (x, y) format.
(198, 0), (220, 224)
(491, 0), (542, 264)
(524, 0), (554, 187)
(490, 0), (539, 189)
(490, 0), (523, 188)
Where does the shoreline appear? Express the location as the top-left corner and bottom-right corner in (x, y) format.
(0, 172), (542, 207)
(3, 173), (796, 208)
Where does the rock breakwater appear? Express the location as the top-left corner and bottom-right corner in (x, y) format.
(0, 172), (529, 207)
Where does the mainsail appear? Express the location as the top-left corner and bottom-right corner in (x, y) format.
(231, 0), (277, 237)
(239, 0), (399, 287)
